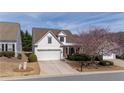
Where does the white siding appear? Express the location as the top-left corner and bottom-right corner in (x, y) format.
(34, 32), (63, 61)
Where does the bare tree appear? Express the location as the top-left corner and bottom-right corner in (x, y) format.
(77, 27), (121, 71)
(79, 28), (109, 57)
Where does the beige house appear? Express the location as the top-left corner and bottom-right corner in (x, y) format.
(0, 22), (22, 57)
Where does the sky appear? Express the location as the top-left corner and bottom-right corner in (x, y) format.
(0, 12), (124, 34)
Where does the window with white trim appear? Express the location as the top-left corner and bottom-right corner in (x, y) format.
(60, 36), (64, 42)
(48, 37), (52, 44)
(8, 44), (13, 51)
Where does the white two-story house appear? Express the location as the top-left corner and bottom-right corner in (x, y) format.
(32, 28), (80, 61)
(0, 22), (22, 57)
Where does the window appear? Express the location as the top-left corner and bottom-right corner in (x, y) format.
(0, 44), (2, 52)
(48, 37), (52, 44)
(8, 44), (13, 51)
(2, 44), (4, 51)
(60, 36), (64, 42)
(5, 44), (7, 51)
(12, 44), (15, 51)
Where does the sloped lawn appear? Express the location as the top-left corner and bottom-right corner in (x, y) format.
(0, 57), (40, 77)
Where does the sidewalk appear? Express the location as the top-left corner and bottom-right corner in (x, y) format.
(1, 69), (124, 81)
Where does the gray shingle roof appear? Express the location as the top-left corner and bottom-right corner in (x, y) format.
(0, 22), (20, 41)
(32, 28), (78, 44)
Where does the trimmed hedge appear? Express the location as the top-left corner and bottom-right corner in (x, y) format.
(67, 54), (91, 61)
(0, 51), (15, 58)
(28, 53), (37, 62)
(99, 60), (114, 66)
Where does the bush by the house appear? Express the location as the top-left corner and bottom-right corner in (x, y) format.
(94, 55), (103, 61)
(0, 51), (15, 58)
(5, 52), (15, 58)
(67, 54), (91, 61)
(121, 54), (124, 59)
(25, 52), (32, 57)
(99, 60), (114, 66)
(0, 52), (3, 57)
(17, 53), (22, 59)
(28, 53), (37, 62)
(116, 53), (124, 59)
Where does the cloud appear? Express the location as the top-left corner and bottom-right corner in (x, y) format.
(0, 12), (124, 34)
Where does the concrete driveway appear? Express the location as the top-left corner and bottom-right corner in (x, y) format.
(108, 59), (124, 67)
(38, 61), (79, 75)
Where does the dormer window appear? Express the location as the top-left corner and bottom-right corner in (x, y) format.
(58, 31), (66, 43)
(60, 36), (64, 42)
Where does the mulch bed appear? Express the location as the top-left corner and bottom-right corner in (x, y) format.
(66, 61), (124, 72)
(0, 57), (41, 77)
(13, 67), (33, 72)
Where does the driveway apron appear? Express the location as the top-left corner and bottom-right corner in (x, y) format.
(108, 59), (124, 67)
(38, 61), (79, 75)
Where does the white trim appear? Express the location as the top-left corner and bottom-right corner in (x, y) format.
(58, 31), (67, 36)
(35, 31), (63, 45)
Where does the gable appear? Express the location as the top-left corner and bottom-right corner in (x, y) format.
(35, 31), (62, 47)
(58, 31), (67, 36)
(32, 28), (79, 44)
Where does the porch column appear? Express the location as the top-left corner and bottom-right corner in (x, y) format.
(67, 47), (69, 55)
(14, 43), (17, 57)
(63, 47), (66, 57)
(74, 47), (76, 54)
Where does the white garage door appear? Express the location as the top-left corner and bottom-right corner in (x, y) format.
(37, 50), (61, 61)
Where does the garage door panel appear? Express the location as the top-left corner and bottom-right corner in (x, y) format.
(37, 50), (60, 61)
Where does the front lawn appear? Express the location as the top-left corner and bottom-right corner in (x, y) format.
(0, 57), (41, 77)
(66, 54), (124, 72)
(66, 60), (124, 72)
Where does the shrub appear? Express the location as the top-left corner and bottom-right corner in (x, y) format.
(0, 52), (3, 57)
(28, 53), (37, 62)
(5, 52), (15, 58)
(99, 60), (114, 66)
(25, 52), (32, 57)
(0, 51), (15, 58)
(67, 54), (91, 61)
(116, 53), (124, 59)
(17, 53), (22, 59)
(94, 55), (103, 61)
(120, 53), (124, 59)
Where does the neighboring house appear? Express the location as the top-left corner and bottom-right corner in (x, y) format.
(0, 22), (22, 57)
(32, 28), (80, 61)
(97, 41), (120, 60)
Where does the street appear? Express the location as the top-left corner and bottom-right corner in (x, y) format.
(14, 72), (124, 81)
